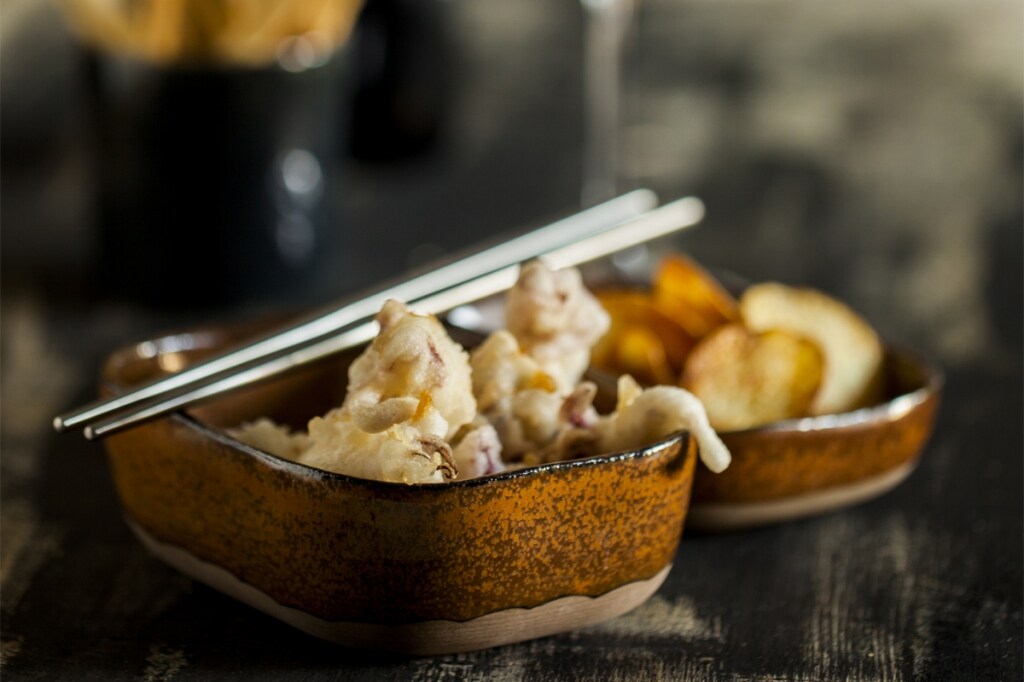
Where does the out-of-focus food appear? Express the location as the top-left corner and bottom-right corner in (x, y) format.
(681, 324), (824, 431)
(740, 283), (884, 415)
(652, 254), (739, 338)
(687, 346), (941, 530)
(233, 260), (730, 484)
(592, 291), (695, 386)
(593, 255), (739, 387)
(228, 417), (310, 460)
(61, 0), (365, 68)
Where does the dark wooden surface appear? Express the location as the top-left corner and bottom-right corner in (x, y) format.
(2, 0), (1021, 679)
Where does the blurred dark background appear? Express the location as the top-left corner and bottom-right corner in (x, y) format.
(2, 0), (1020, 357)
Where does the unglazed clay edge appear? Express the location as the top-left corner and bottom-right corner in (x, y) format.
(125, 516), (672, 655)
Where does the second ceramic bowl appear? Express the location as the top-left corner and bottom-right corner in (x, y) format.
(687, 347), (942, 531)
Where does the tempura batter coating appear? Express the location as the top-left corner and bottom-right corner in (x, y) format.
(229, 418), (310, 460)
(301, 400), (457, 483)
(505, 261), (610, 393)
(470, 330), (563, 458)
(451, 420), (505, 479)
(295, 301), (476, 482)
(346, 299), (475, 438)
(469, 330), (602, 462)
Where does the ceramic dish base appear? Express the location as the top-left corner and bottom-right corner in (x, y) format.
(687, 459), (918, 532)
(126, 517), (671, 655)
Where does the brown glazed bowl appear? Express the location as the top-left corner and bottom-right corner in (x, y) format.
(687, 347), (942, 531)
(100, 325), (698, 655)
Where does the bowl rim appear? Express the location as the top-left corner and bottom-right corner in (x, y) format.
(717, 345), (943, 436)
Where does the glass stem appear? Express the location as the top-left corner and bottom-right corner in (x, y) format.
(580, 0), (631, 207)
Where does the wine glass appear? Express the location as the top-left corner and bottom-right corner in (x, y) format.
(579, 0), (634, 207)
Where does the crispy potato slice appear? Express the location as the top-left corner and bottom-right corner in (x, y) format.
(740, 283), (884, 415)
(614, 325), (678, 386)
(594, 291), (698, 384)
(653, 254), (739, 338)
(681, 323), (824, 431)
(592, 321), (676, 388)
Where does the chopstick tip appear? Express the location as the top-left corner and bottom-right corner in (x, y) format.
(635, 187), (659, 206)
(52, 415), (67, 433)
(678, 196), (706, 223)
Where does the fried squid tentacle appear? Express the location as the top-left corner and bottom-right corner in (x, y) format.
(596, 375), (732, 473)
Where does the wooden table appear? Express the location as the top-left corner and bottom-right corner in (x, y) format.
(2, 0), (1020, 679)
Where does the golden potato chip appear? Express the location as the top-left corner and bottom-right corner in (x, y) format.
(740, 283), (884, 415)
(594, 290), (697, 378)
(653, 254), (739, 338)
(681, 323), (825, 431)
(592, 321), (675, 388)
(614, 325), (678, 386)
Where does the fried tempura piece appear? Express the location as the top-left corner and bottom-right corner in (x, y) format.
(230, 268), (735, 483)
(451, 419), (505, 479)
(345, 299), (475, 437)
(595, 375), (731, 473)
(740, 283), (883, 415)
(506, 260), (610, 393)
(470, 331), (557, 413)
(470, 330), (563, 458)
(301, 399), (457, 484)
(681, 323), (824, 431)
(295, 300), (476, 483)
(470, 330), (601, 463)
(542, 382), (600, 461)
(229, 418), (310, 460)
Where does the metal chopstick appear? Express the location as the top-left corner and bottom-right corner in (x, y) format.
(83, 197), (704, 440)
(54, 190), (657, 434)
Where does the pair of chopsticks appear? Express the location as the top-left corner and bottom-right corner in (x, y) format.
(54, 191), (705, 440)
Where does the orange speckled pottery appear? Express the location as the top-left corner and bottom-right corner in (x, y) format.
(100, 325), (697, 654)
(687, 348), (942, 531)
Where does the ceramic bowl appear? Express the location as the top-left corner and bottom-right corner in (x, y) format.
(100, 325), (698, 655)
(686, 347), (942, 531)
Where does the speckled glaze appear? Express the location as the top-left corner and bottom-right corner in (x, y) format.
(100, 326), (696, 647)
(689, 348), (941, 528)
